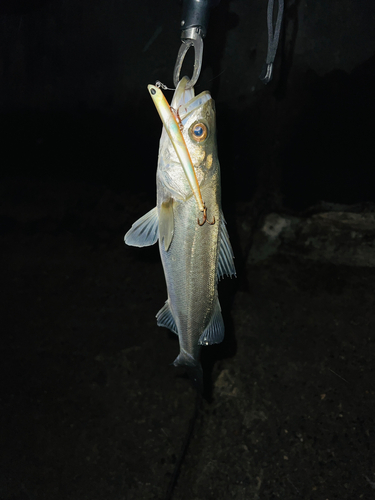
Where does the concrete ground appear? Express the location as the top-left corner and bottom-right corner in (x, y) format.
(1, 177), (375, 499)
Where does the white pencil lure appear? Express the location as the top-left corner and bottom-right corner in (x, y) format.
(148, 83), (213, 226)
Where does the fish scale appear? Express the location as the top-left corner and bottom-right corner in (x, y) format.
(160, 189), (220, 364)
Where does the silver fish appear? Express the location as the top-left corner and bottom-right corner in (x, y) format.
(125, 77), (235, 389)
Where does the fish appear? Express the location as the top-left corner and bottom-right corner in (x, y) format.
(125, 77), (236, 390)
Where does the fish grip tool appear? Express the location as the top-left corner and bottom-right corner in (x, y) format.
(174, 0), (220, 89)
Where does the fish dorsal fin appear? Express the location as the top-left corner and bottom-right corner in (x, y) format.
(217, 212), (236, 280)
(156, 301), (178, 334)
(159, 199), (174, 251)
(198, 300), (224, 345)
(124, 207), (159, 247)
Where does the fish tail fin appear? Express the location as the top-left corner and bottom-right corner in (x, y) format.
(173, 351), (203, 394)
(185, 365), (204, 394)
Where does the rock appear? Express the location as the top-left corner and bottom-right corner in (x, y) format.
(249, 209), (375, 267)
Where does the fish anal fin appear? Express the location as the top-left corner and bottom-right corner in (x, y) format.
(198, 300), (225, 346)
(217, 211), (236, 280)
(156, 300), (178, 334)
(124, 207), (158, 247)
(159, 198), (174, 251)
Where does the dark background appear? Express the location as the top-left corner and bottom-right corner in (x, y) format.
(2, 0), (375, 208)
(1, 1), (375, 499)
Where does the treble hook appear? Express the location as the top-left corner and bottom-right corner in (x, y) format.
(197, 204), (215, 226)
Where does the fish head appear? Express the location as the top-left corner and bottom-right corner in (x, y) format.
(176, 78), (218, 183)
(158, 77), (218, 199)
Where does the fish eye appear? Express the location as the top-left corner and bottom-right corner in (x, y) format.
(190, 122), (208, 142)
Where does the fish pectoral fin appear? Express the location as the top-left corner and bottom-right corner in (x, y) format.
(217, 211), (236, 280)
(124, 207), (159, 247)
(159, 198), (174, 251)
(198, 300), (225, 345)
(158, 168), (189, 202)
(156, 300), (178, 334)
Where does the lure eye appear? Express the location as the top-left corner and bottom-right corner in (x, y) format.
(191, 122), (208, 142)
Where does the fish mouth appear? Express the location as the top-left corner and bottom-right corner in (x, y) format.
(171, 76), (212, 123)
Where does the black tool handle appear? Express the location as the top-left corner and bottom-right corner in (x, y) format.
(181, 0), (220, 38)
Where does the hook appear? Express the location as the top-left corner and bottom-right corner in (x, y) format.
(197, 204), (215, 226)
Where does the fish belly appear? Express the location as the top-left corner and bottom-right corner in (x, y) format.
(159, 185), (220, 365)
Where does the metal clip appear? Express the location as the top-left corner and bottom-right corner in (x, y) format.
(173, 28), (204, 90)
